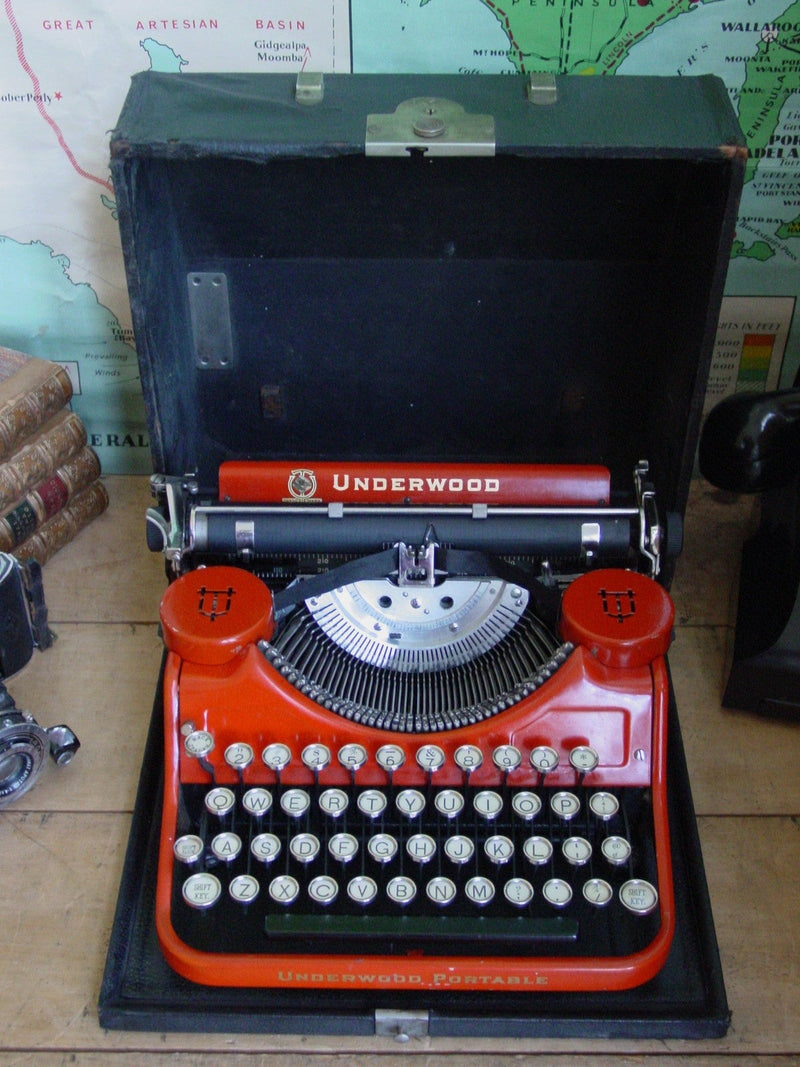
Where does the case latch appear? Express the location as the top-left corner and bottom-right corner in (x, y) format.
(374, 1008), (430, 1041)
(366, 97), (495, 157)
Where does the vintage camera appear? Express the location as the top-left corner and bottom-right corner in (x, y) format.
(0, 553), (79, 806)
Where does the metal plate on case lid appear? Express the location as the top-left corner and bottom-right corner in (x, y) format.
(366, 97), (495, 157)
(187, 272), (234, 370)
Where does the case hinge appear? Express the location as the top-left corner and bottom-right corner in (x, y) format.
(295, 71), (324, 106)
(527, 72), (558, 106)
(374, 1008), (430, 1041)
(366, 97), (495, 157)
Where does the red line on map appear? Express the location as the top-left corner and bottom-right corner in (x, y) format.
(4, 0), (114, 194)
(483, 0), (527, 72)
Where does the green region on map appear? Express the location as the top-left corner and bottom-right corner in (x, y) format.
(736, 0), (800, 183)
(731, 239), (777, 260)
(777, 216), (800, 239)
(473, 0), (695, 73)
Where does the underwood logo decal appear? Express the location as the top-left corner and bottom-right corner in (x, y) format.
(598, 588), (637, 623)
(197, 585), (235, 621)
(288, 468), (318, 500)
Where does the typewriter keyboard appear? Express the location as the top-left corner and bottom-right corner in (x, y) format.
(169, 743), (662, 960)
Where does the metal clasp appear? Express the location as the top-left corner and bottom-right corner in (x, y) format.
(366, 97), (495, 157)
(375, 1008), (430, 1041)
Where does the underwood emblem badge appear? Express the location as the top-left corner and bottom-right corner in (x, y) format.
(197, 585), (235, 621)
(598, 588), (636, 623)
(288, 468), (317, 500)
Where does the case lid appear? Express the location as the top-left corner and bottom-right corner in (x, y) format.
(110, 72), (744, 518)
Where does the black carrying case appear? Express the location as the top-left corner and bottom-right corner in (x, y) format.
(100, 71), (744, 1037)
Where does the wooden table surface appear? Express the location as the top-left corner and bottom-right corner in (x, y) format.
(1, 475), (798, 1066)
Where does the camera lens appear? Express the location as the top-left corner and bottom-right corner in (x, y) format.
(0, 716), (48, 806)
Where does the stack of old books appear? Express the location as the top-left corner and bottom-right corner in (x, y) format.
(0, 346), (108, 566)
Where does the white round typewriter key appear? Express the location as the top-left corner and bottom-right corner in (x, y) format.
(357, 788), (388, 818)
(211, 831), (242, 863)
(182, 873), (221, 909)
(338, 742), (368, 772)
(173, 834), (204, 864)
(204, 786), (235, 817)
(512, 791), (542, 820)
(415, 743), (446, 773)
(492, 745), (522, 772)
(262, 742), (291, 772)
(368, 832), (398, 863)
(454, 743), (483, 772)
(269, 874), (300, 905)
(376, 743), (406, 772)
(562, 836), (592, 866)
(530, 745), (559, 774)
(620, 879), (659, 915)
(589, 791), (619, 820)
(426, 876), (457, 907)
(229, 874), (260, 904)
(444, 834), (475, 864)
(224, 741), (254, 770)
(601, 835), (632, 866)
(184, 729), (214, 759)
(569, 745), (599, 774)
(309, 874), (339, 905)
(523, 835), (553, 866)
(302, 742), (331, 772)
(473, 789), (503, 819)
(348, 875), (378, 906)
(465, 876), (495, 906)
(319, 787), (349, 817)
(251, 832), (281, 863)
(550, 791), (580, 820)
(329, 832), (359, 862)
(387, 875), (417, 906)
(504, 877), (535, 907)
(406, 833), (437, 864)
(583, 878), (613, 907)
(280, 788), (311, 818)
(484, 835), (514, 865)
(434, 789), (464, 818)
(542, 878), (573, 908)
(395, 788), (426, 818)
(242, 787), (273, 816)
(290, 832), (321, 863)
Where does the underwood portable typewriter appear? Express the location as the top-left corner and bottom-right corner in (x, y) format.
(108, 71), (744, 1005)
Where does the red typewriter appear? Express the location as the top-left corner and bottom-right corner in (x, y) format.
(106, 71), (743, 1016)
(152, 458), (676, 992)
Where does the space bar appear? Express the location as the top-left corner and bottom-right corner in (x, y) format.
(265, 912), (579, 942)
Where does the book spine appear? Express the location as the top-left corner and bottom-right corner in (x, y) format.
(0, 346), (30, 382)
(0, 448), (101, 551)
(13, 480), (109, 567)
(0, 410), (87, 511)
(0, 363), (74, 461)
